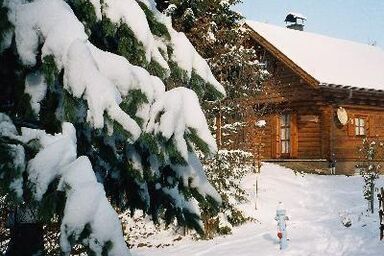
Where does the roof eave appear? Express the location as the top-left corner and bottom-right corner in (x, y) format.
(320, 82), (384, 94)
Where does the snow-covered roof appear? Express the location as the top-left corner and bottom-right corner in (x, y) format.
(246, 21), (384, 91)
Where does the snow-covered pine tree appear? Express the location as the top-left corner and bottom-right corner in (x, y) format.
(160, 0), (267, 99)
(156, 0), (269, 156)
(0, 0), (225, 255)
(155, 0), (268, 235)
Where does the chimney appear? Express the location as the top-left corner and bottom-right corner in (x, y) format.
(285, 12), (306, 31)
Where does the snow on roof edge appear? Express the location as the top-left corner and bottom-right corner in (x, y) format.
(246, 20), (384, 92)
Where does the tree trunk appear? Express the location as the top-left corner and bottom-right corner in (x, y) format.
(370, 183), (375, 214)
(5, 207), (45, 256)
(6, 223), (44, 256)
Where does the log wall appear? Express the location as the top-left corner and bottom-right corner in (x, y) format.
(222, 34), (384, 169)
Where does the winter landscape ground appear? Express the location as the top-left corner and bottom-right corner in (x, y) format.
(131, 163), (384, 256)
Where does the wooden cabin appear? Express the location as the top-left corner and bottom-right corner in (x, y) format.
(229, 21), (384, 174)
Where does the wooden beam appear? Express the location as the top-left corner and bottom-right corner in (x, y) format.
(338, 104), (384, 111)
(264, 159), (328, 162)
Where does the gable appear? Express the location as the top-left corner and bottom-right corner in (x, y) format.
(246, 21), (384, 91)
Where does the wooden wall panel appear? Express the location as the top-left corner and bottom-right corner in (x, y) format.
(331, 106), (384, 160)
(296, 109), (322, 159)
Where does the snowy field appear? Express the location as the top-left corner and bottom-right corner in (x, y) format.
(131, 163), (384, 256)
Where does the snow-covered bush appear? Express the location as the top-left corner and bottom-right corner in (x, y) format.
(0, 0), (224, 254)
(201, 149), (254, 237)
(357, 138), (381, 214)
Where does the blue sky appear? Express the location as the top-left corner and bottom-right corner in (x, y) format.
(234, 0), (384, 48)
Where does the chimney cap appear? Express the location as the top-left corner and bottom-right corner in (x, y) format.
(285, 12), (307, 23)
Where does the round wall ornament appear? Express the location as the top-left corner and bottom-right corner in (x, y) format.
(337, 107), (348, 126)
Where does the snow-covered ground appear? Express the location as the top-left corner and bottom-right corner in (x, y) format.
(131, 163), (384, 256)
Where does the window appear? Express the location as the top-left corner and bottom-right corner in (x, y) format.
(280, 114), (290, 154)
(355, 117), (366, 136)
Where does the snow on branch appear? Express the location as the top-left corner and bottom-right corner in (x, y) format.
(25, 123), (77, 201)
(103, 0), (169, 70)
(88, 43), (165, 125)
(0, 113), (25, 200)
(173, 152), (221, 203)
(63, 39), (141, 138)
(146, 87), (217, 160)
(21, 122), (130, 255)
(169, 29), (226, 96)
(137, 0), (226, 97)
(8, 0), (225, 142)
(58, 156), (130, 256)
(10, 0), (172, 141)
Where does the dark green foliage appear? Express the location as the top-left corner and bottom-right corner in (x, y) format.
(24, 138), (42, 159)
(225, 204), (248, 226)
(146, 175), (204, 234)
(166, 44), (174, 58)
(165, 61), (189, 90)
(116, 23), (148, 67)
(203, 82), (226, 101)
(67, 0), (98, 31)
(70, 223), (114, 256)
(69, 1), (149, 68)
(158, 47), (167, 60)
(106, 113), (133, 140)
(17, 93), (36, 120)
(0, 0), (12, 43)
(166, 62), (225, 101)
(217, 225), (231, 235)
(103, 153), (150, 212)
(138, 1), (171, 40)
(185, 128), (210, 154)
(42, 55), (59, 87)
(163, 135), (188, 165)
(102, 241), (113, 256)
(81, 14), (149, 68)
(169, 0), (243, 34)
(0, 44), (29, 120)
(147, 60), (168, 80)
(188, 71), (205, 99)
(38, 82), (62, 134)
(99, 17), (117, 38)
(0, 139), (25, 204)
(78, 224), (92, 243)
(38, 179), (66, 222)
(120, 89), (148, 127)
(63, 91), (87, 124)
(139, 133), (162, 158)
(180, 210), (204, 234)
(63, 223), (94, 255)
(0, 118), (41, 206)
(154, 0), (171, 13)
(29, 59), (62, 135)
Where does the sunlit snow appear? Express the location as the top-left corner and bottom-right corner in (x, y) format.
(132, 163), (384, 256)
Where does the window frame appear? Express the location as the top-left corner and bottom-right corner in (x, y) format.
(280, 113), (291, 155)
(354, 116), (367, 136)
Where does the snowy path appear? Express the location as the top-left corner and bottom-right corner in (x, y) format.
(132, 163), (384, 256)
